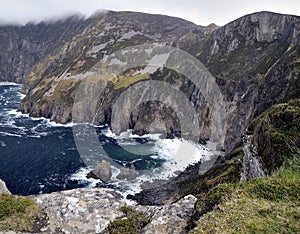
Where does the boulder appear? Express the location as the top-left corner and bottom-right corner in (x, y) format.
(86, 160), (112, 183)
(0, 179), (11, 195)
(116, 164), (138, 180)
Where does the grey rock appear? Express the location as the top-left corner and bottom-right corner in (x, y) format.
(0, 15), (90, 84)
(141, 195), (197, 234)
(116, 164), (138, 180)
(86, 160), (112, 183)
(0, 179), (11, 195)
(32, 188), (126, 234)
(29, 187), (197, 234)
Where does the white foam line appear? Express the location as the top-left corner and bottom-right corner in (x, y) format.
(69, 167), (101, 188)
(0, 82), (20, 86)
(0, 131), (22, 137)
(18, 93), (26, 99)
(46, 121), (77, 127)
(6, 109), (85, 128)
(7, 109), (29, 118)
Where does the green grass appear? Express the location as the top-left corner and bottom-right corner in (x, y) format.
(192, 193), (299, 234)
(106, 206), (149, 234)
(242, 168), (300, 202)
(190, 166), (300, 234)
(0, 194), (41, 232)
(114, 73), (149, 89)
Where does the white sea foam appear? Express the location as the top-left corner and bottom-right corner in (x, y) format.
(7, 109), (28, 118)
(70, 127), (213, 196)
(0, 131), (22, 137)
(46, 121), (77, 127)
(0, 82), (20, 86)
(6, 108), (81, 128)
(18, 93), (26, 100)
(69, 167), (100, 188)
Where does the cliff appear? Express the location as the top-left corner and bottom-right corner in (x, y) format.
(0, 15), (91, 84)
(11, 11), (299, 153)
(0, 10), (299, 233)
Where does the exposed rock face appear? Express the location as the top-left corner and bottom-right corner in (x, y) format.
(195, 11), (300, 152)
(20, 187), (197, 234)
(142, 195), (197, 234)
(0, 15), (90, 84)
(0, 179), (11, 194)
(33, 188), (126, 234)
(12, 11), (299, 155)
(240, 134), (266, 182)
(86, 160), (112, 183)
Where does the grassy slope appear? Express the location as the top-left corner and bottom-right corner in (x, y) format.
(190, 167), (300, 234)
(190, 99), (300, 233)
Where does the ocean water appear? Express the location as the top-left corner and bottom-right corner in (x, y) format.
(0, 83), (212, 196)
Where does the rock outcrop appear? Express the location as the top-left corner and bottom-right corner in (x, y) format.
(11, 187), (197, 234)
(86, 160), (112, 183)
(33, 188), (126, 233)
(142, 195), (197, 234)
(0, 179), (11, 194)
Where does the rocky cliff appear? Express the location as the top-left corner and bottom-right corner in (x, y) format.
(0, 10), (300, 234)
(0, 15), (91, 84)
(10, 11), (299, 154)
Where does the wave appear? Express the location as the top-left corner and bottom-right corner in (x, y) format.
(0, 82), (20, 86)
(0, 131), (22, 137)
(69, 131), (213, 196)
(46, 121), (78, 128)
(7, 109), (29, 118)
(69, 168), (100, 188)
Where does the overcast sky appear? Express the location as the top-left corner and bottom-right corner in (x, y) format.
(0, 0), (299, 26)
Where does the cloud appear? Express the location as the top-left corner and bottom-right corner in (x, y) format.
(0, 0), (299, 26)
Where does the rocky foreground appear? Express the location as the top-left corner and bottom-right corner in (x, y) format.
(0, 179), (196, 234)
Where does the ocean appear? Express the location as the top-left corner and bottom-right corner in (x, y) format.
(0, 83), (211, 196)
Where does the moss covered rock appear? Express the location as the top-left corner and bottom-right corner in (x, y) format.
(249, 99), (300, 173)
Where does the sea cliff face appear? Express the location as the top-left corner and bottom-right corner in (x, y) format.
(0, 10), (299, 234)
(11, 11), (300, 153)
(0, 15), (91, 84)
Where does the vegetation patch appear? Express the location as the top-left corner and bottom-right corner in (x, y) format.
(114, 73), (149, 89)
(106, 206), (150, 234)
(0, 194), (41, 232)
(250, 99), (300, 173)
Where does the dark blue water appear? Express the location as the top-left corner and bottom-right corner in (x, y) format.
(0, 84), (165, 195)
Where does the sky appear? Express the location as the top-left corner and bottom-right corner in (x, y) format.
(0, 0), (299, 26)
